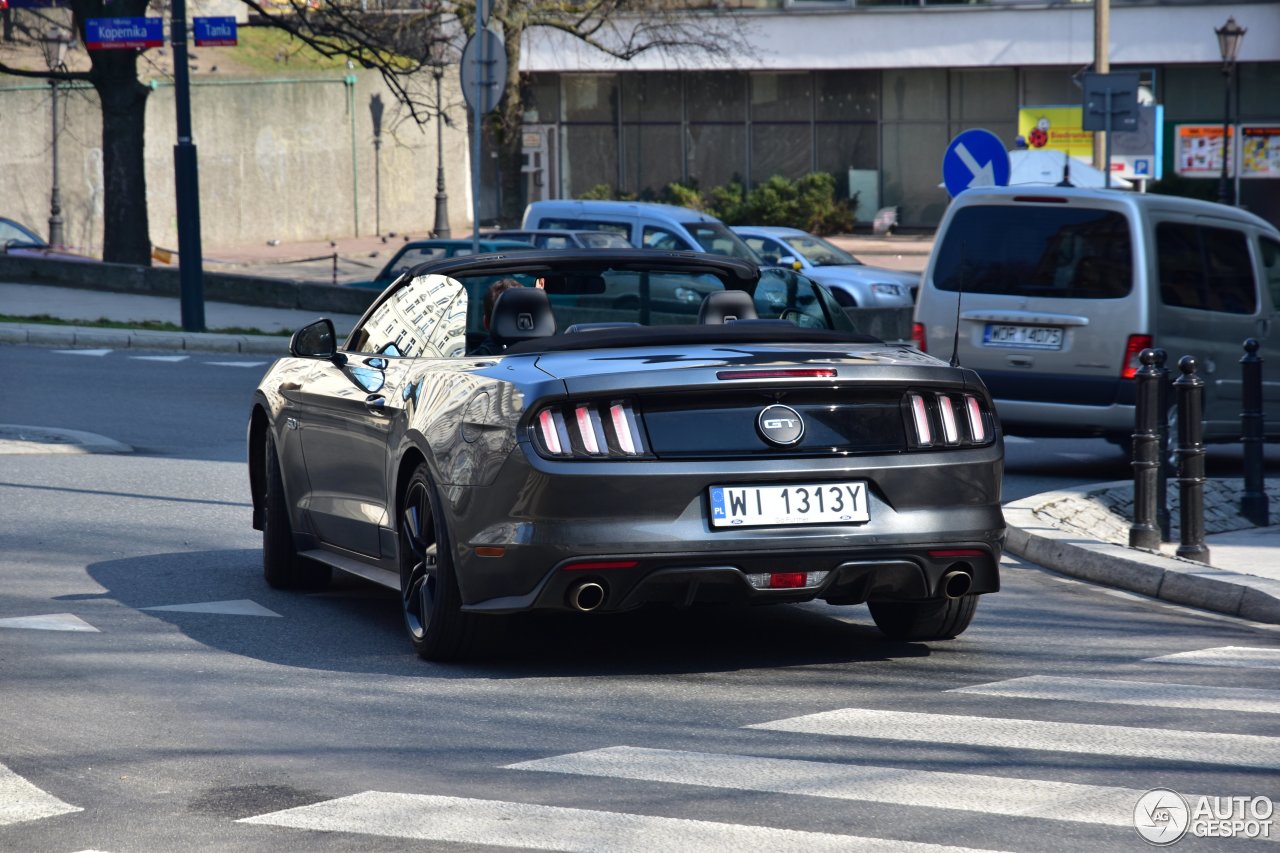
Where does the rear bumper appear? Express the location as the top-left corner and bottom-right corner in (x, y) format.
(501, 542), (1002, 614)
(442, 443), (1005, 612)
(995, 398), (1136, 437)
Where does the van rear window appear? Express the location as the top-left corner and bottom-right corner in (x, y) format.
(933, 206), (1133, 299)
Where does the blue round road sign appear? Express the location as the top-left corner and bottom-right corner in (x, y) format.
(942, 129), (1011, 198)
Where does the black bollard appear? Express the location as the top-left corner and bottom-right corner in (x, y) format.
(1240, 338), (1269, 526)
(1130, 348), (1163, 549)
(1174, 355), (1210, 564)
(1154, 349), (1172, 541)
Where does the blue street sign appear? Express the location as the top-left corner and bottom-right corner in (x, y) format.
(85, 17), (164, 51)
(942, 129), (1011, 198)
(194, 17), (237, 47)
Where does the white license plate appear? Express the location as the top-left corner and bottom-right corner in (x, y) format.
(709, 482), (869, 528)
(982, 323), (1063, 350)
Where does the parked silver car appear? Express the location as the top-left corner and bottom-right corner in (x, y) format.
(732, 226), (919, 308)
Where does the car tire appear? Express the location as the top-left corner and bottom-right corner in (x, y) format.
(262, 433), (331, 590)
(867, 595), (977, 641)
(400, 464), (477, 661)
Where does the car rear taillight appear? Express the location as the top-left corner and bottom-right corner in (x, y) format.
(912, 322), (927, 352)
(1122, 334), (1152, 380)
(532, 400), (648, 459)
(906, 392), (994, 448)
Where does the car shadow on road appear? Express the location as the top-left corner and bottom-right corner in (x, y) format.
(81, 549), (934, 679)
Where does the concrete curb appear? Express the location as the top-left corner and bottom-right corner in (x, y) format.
(1004, 491), (1280, 624)
(0, 322), (289, 354)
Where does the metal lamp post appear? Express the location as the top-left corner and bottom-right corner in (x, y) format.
(369, 94), (384, 236)
(431, 61), (451, 238)
(1215, 16), (1246, 206)
(40, 26), (72, 247)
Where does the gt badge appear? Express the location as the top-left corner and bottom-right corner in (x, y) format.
(757, 404), (804, 446)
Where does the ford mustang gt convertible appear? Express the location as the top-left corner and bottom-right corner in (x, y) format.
(248, 249), (1004, 661)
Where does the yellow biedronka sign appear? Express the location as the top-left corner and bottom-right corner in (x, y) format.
(1018, 107), (1094, 159)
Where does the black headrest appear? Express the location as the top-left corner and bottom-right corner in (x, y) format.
(491, 286), (556, 345)
(698, 290), (758, 324)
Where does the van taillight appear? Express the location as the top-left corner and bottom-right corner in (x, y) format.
(1122, 335), (1152, 379)
(912, 323), (927, 352)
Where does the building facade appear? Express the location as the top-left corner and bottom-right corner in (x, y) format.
(514, 1), (1280, 228)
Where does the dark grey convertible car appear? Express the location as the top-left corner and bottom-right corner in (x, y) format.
(248, 250), (1004, 661)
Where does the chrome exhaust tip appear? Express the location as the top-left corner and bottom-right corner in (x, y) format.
(941, 569), (973, 600)
(568, 581), (606, 612)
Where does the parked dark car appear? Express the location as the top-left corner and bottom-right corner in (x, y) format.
(249, 250), (1004, 660)
(488, 229), (634, 249)
(346, 238), (535, 290)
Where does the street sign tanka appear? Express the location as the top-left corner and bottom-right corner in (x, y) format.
(194, 16), (237, 47)
(942, 129), (1010, 198)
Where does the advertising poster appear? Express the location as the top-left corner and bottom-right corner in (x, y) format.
(1175, 125), (1231, 176)
(1240, 126), (1280, 178)
(1018, 107), (1093, 160)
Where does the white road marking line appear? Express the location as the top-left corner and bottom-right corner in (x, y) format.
(0, 613), (99, 632)
(951, 675), (1280, 715)
(53, 348), (111, 357)
(141, 599), (281, 617)
(205, 361), (268, 368)
(510, 746), (1145, 828)
(748, 708), (1280, 770)
(1146, 646), (1280, 670)
(238, 791), (995, 852)
(129, 355), (189, 362)
(0, 762), (82, 827)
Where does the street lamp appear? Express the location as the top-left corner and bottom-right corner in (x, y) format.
(430, 47), (451, 239)
(40, 26), (72, 247)
(1215, 16), (1246, 206)
(369, 94), (384, 236)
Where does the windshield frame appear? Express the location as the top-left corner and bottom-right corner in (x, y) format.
(783, 234), (861, 267)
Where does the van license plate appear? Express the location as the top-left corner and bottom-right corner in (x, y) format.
(982, 324), (1063, 350)
(710, 482), (869, 527)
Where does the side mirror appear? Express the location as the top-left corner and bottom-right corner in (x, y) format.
(290, 319), (337, 359)
(777, 256), (802, 271)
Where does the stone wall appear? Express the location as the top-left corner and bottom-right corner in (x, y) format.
(0, 68), (471, 255)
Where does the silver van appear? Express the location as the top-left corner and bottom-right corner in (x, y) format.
(913, 186), (1280, 449)
(522, 199), (760, 263)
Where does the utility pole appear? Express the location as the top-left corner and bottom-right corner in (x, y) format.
(172, 0), (205, 332)
(1093, 0), (1110, 177)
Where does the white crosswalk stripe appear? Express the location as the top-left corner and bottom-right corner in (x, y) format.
(0, 761), (81, 827)
(509, 745), (1148, 828)
(129, 355), (189, 362)
(238, 791), (997, 852)
(749, 708), (1280, 769)
(205, 361), (269, 368)
(951, 675), (1280, 714)
(1146, 646), (1280, 670)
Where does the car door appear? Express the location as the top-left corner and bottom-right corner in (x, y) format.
(1256, 233), (1280, 435)
(297, 273), (468, 556)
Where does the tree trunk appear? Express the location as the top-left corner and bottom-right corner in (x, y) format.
(91, 52), (152, 265)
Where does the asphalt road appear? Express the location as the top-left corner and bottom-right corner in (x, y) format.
(2, 343), (1278, 852)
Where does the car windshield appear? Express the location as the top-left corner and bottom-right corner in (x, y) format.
(383, 245), (451, 279)
(783, 235), (860, 267)
(0, 218), (45, 248)
(687, 223), (761, 263)
(933, 206), (1133, 299)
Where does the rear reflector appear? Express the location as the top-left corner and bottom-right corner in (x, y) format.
(745, 571), (830, 590)
(1122, 334), (1152, 380)
(717, 369), (837, 380)
(475, 546), (506, 558)
(929, 549), (985, 558)
(562, 560), (639, 571)
(1013, 195), (1068, 204)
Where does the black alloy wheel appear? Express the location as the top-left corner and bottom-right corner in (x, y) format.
(399, 464), (476, 661)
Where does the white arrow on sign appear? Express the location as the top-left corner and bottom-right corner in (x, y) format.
(955, 143), (996, 189)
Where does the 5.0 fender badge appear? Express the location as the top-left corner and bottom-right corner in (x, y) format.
(757, 404), (804, 446)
